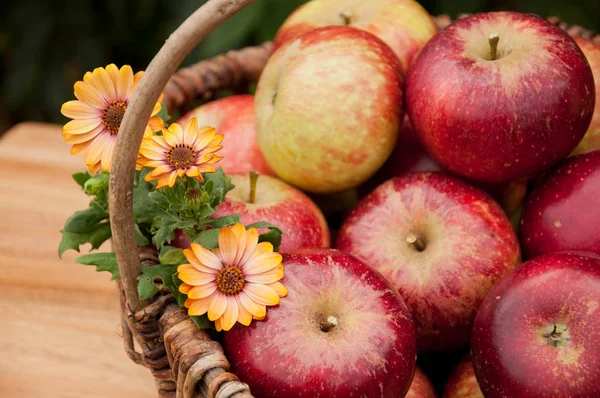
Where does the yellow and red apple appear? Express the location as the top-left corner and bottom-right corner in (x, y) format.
(273, 0), (437, 75)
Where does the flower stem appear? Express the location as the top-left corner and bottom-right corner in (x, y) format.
(249, 171), (259, 204)
(489, 33), (500, 60)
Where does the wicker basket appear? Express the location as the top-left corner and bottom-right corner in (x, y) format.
(107, 2), (598, 397)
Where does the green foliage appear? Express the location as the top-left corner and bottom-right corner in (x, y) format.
(75, 252), (120, 280)
(137, 263), (180, 301)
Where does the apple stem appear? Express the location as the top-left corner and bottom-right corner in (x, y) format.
(406, 232), (426, 252)
(249, 171), (259, 204)
(489, 33), (500, 60)
(339, 11), (352, 26)
(321, 315), (339, 333)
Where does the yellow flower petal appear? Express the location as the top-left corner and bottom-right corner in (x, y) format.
(61, 100), (99, 119)
(190, 242), (222, 271)
(217, 226), (239, 266)
(63, 118), (102, 135)
(235, 296), (252, 326)
(268, 282), (288, 298)
(148, 115), (164, 133)
(64, 126), (103, 144)
(188, 283), (218, 299)
(230, 223), (247, 265)
(93, 67), (116, 100)
(239, 228), (259, 266)
(70, 141), (92, 155)
(184, 117), (199, 145)
(88, 160), (102, 174)
(187, 297), (211, 316)
(238, 292), (266, 318)
(179, 283), (193, 295)
(207, 292), (227, 321)
(243, 252), (283, 275)
(244, 284), (280, 306)
(214, 317), (223, 332)
(245, 268), (284, 284)
(100, 135), (117, 172)
(105, 64), (119, 87)
(221, 296), (239, 331)
(85, 134), (109, 166)
(164, 123), (184, 147)
(167, 171), (178, 187)
(117, 65), (133, 100)
(74, 81), (106, 108)
(185, 167), (200, 177)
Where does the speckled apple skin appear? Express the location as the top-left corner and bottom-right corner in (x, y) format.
(360, 116), (527, 216)
(406, 12), (595, 183)
(442, 354), (483, 398)
(337, 172), (521, 351)
(471, 252), (600, 397)
(272, 0), (437, 75)
(256, 26), (403, 193)
(177, 95), (274, 176)
(572, 37), (600, 156)
(212, 174), (330, 253)
(406, 367), (438, 398)
(223, 248), (417, 398)
(520, 150), (600, 258)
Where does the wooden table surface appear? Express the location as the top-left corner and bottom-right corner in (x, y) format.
(0, 123), (156, 397)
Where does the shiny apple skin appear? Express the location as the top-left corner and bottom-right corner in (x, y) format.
(177, 95), (274, 176)
(406, 12), (595, 183)
(406, 367), (438, 398)
(571, 37), (600, 156)
(361, 116), (527, 216)
(520, 150), (600, 258)
(223, 248), (417, 397)
(256, 26), (403, 193)
(471, 252), (600, 397)
(442, 354), (483, 398)
(337, 172), (521, 351)
(272, 0), (437, 75)
(212, 174), (330, 253)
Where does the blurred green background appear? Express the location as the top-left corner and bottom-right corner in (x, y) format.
(1, 0), (599, 133)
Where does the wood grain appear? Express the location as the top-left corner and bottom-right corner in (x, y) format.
(0, 123), (155, 397)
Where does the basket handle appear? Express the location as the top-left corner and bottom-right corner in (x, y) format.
(109, 0), (258, 313)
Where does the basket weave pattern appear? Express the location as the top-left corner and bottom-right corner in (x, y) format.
(112, 7), (598, 398)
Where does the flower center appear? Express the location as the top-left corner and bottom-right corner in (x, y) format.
(216, 266), (245, 295)
(167, 144), (196, 169)
(102, 101), (127, 135)
(184, 187), (202, 202)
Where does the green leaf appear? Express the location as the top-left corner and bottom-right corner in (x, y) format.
(75, 252), (120, 280)
(202, 214), (240, 229)
(134, 223), (150, 247)
(137, 263), (179, 300)
(133, 176), (161, 224)
(171, 272), (188, 306)
(202, 167), (235, 209)
(72, 172), (92, 189)
(246, 222), (284, 252)
(63, 202), (109, 233)
(157, 101), (170, 123)
(158, 246), (187, 265)
(58, 222), (112, 257)
(152, 218), (178, 249)
(190, 315), (213, 330)
(83, 172), (110, 201)
(192, 228), (221, 249)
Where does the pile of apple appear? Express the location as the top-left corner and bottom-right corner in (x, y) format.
(176, 1), (600, 396)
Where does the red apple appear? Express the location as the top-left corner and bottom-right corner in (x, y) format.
(272, 0), (437, 75)
(442, 354), (483, 398)
(361, 116), (528, 216)
(223, 248), (417, 397)
(406, 11), (595, 183)
(471, 252), (600, 397)
(255, 26), (403, 193)
(212, 173), (330, 253)
(337, 172), (521, 351)
(177, 95), (274, 176)
(406, 367), (438, 398)
(571, 37), (600, 156)
(519, 150), (600, 258)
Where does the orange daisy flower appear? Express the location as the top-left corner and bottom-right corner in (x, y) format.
(178, 223), (287, 332)
(61, 64), (164, 173)
(138, 117), (224, 188)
